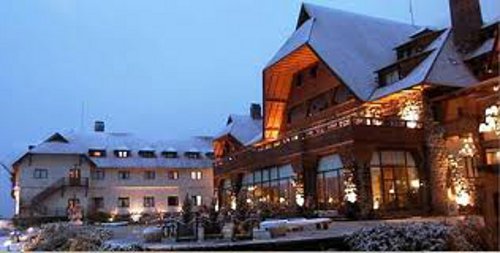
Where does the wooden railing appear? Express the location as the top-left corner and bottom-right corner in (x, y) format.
(215, 116), (423, 167)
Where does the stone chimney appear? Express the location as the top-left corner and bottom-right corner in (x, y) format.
(449, 0), (483, 52)
(94, 121), (105, 132)
(250, 103), (262, 120)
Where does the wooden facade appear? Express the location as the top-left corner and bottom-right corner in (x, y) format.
(214, 1), (499, 219)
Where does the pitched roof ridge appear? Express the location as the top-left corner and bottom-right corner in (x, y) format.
(303, 2), (420, 29)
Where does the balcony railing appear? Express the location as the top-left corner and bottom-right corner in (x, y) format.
(215, 116), (423, 167)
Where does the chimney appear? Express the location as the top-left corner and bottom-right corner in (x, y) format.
(250, 103), (262, 120)
(94, 121), (105, 132)
(449, 0), (483, 52)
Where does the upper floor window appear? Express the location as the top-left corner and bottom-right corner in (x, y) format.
(118, 197), (130, 208)
(191, 171), (202, 180)
(294, 72), (304, 87)
(115, 150), (130, 158)
(144, 171), (156, 180)
(33, 168), (48, 179)
(205, 152), (215, 159)
(91, 169), (105, 180)
(162, 151), (178, 158)
(185, 152), (201, 159)
(118, 171), (130, 180)
(168, 171), (179, 180)
(383, 69), (400, 86)
(143, 196), (155, 207)
(486, 149), (500, 165)
(332, 86), (352, 105)
(139, 150), (156, 158)
(88, 149), (106, 157)
(309, 65), (318, 78)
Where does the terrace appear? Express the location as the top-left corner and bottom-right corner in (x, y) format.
(215, 116), (424, 173)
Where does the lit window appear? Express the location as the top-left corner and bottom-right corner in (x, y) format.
(143, 196), (155, 207)
(118, 197), (130, 208)
(144, 171), (156, 180)
(191, 195), (202, 206)
(191, 171), (202, 180)
(33, 168), (48, 179)
(118, 171), (130, 180)
(115, 150), (130, 158)
(168, 171), (179, 180)
(89, 149), (106, 157)
(486, 149), (500, 165)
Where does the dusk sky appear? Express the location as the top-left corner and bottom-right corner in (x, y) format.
(0, 0), (498, 217)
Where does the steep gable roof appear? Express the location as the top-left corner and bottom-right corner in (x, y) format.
(215, 114), (262, 146)
(266, 3), (420, 100)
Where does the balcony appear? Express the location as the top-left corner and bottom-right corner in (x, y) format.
(215, 116), (424, 174)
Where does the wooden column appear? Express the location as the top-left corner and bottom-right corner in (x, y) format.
(291, 154), (318, 209)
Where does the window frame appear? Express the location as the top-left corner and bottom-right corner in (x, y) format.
(167, 196), (179, 206)
(118, 197), (130, 208)
(118, 170), (130, 180)
(168, 171), (179, 180)
(33, 168), (48, 179)
(143, 196), (155, 208)
(144, 170), (156, 180)
(91, 169), (105, 180)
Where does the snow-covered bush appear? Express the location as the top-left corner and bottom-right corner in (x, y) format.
(345, 220), (487, 251)
(23, 222), (112, 251)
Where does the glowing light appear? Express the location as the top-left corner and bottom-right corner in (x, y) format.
(479, 104), (500, 136)
(410, 179), (420, 189)
(131, 213), (142, 222)
(399, 99), (421, 128)
(456, 191), (471, 206)
(230, 196), (236, 210)
(328, 197), (334, 204)
(373, 199), (380, 210)
(295, 194), (305, 207)
(458, 134), (476, 157)
(248, 186), (255, 192)
(279, 197), (286, 203)
(388, 188), (395, 194)
(246, 198), (252, 204)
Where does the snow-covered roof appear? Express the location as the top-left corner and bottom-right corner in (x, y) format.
(215, 114), (262, 146)
(16, 131), (214, 169)
(267, 3), (420, 101)
(267, 3), (485, 102)
(464, 37), (495, 60)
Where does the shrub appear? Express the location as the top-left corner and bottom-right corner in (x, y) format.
(87, 212), (111, 223)
(345, 219), (488, 251)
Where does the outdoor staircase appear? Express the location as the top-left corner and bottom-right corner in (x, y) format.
(25, 177), (89, 216)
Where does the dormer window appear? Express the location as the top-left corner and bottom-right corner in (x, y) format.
(139, 150), (156, 158)
(185, 151), (201, 159)
(383, 69), (400, 86)
(162, 151), (178, 158)
(115, 150), (130, 158)
(205, 152), (215, 159)
(88, 149), (106, 158)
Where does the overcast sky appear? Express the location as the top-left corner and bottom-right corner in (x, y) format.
(0, 0), (498, 217)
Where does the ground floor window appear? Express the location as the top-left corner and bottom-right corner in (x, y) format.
(192, 195), (202, 206)
(118, 197), (130, 208)
(93, 197), (104, 209)
(242, 164), (296, 205)
(143, 196), (155, 207)
(485, 148), (500, 165)
(167, 196), (179, 206)
(370, 151), (420, 210)
(316, 154), (344, 210)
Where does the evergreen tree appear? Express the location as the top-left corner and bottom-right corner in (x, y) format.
(181, 193), (194, 223)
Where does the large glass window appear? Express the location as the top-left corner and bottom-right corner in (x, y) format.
(316, 154), (344, 210)
(370, 151), (419, 210)
(242, 164), (296, 206)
